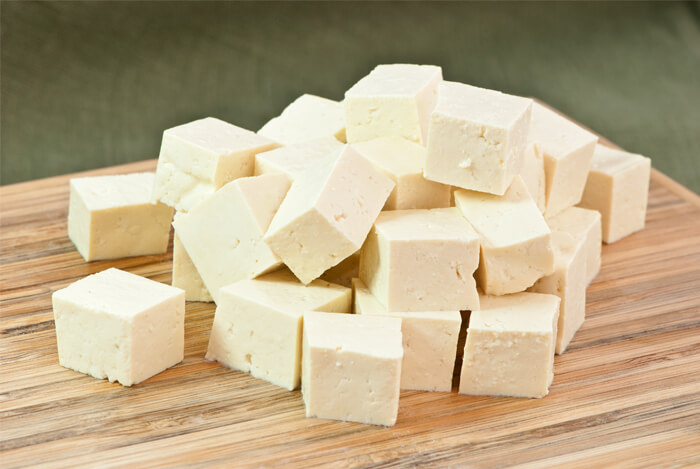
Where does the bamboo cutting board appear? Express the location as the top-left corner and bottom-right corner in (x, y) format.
(1, 129), (699, 468)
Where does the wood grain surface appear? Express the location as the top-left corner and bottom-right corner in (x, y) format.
(1, 137), (699, 467)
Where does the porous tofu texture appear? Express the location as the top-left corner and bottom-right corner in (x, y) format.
(68, 173), (174, 262)
(344, 64), (442, 144)
(579, 144), (651, 244)
(258, 94), (346, 145)
(52, 268), (185, 387)
(254, 137), (344, 181)
(264, 145), (394, 284)
(359, 208), (480, 312)
(206, 270), (351, 390)
(152, 117), (278, 212)
(455, 176), (555, 296)
(302, 311), (403, 426)
(459, 292), (559, 398)
(424, 81), (533, 196)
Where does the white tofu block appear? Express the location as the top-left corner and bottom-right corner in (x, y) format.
(344, 64), (442, 144)
(172, 233), (212, 302)
(258, 94), (346, 145)
(529, 232), (586, 354)
(351, 136), (451, 210)
(424, 81), (533, 195)
(264, 145), (394, 284)
(319, 251), (359, 288)
(152, 117), (278, 212)
(52, 268), (185, 386)
(579, 144), (651, 244)
(173, 174), (290, 303)
(459, 292), (559, 398)
(529, 103), (598, 217)
(206, 270), (351, 390)
(302, 311), (403, 426)
(359, 208), (480, 312)
(520, 142), (546, 213)
(455, 177), (554, 295)
(547, 206), (602, 285)
(353, 278), (460, 392)
(68, 173), (174, 262)
(254, 137), (344, 181)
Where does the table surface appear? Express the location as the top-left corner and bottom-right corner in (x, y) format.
(1, 136), (699, 467)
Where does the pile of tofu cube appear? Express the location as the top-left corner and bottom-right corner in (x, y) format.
(54, 64), (651, 427)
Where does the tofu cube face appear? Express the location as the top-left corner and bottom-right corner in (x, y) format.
(254, 137), (344, 181)
(460, 292), (559, 398)
(520, 142), (546, 213)
(172, 234), (212, 302)
(529, 232), (587, 354)
(353, 278), (461, 392)
(424, 81), (533, 195)
(205, 270), (351, 390)
(579, 144), (651, 244)
(258, 94), (346, 145)
(302, 312), (403, 426)
(344, 64), (442, 144)
(173, 174), (290, 303)
(352, 136), (451, 210)
(264, 145), (394, 284)
(547, 206), (602, 285)
(359, 208), (480, 312)
(68, 173), (174, 262)
(455, 177), (555, 295)
(52, 268), (185, 386)
(152, 117), (278, 212)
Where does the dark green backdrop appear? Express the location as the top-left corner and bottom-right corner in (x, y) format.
(2, 1), (699, 191)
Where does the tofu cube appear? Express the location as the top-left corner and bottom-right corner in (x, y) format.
(424, 81), (533, 195)
(579, 144), (651, 244)
(264, 145), (394, 284)
(520, 142), (546, 213)
(258, 94), (346, 144)
(352, 136), (451, 210)
(173, 174), (290, 303)
(529, 232), (586, 354)
(172, 233), (212, 302)
(455, 176), (555, 295)
(152, 117), (278, 212)
(254, 137), (344, 180)
(459, 292), (559, 398)
(319, 251), (360, 288)
(547, 206), (602, 285)
(344, 64), (442, 144)
(359, 208), (480, 312)
(68, 173), (174, 262)
(302, 311), (403, 426)
(206, 270), (351, 390)
(353, 278), (461, 392)
(52, 268), (185, 386)
(529, 103), (598, 217)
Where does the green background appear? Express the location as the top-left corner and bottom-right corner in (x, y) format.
(2, 1), (699, 191)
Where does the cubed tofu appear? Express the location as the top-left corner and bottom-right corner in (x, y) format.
(344, 64), (442, 144)
(455, 177), (555, 295)
(529, 232), (586, 354)
(264, 145), (394, 284)
(529, 103), (598, 217)
(520, 142), (546, 213)
(254, 137), (344, 180)
(359, 208), (480, 312)
(152, 117), (278, 212)
(52, 268), (185, 386)
(459, 292), (559, 398)
(353, 278), (461, 392)
(547, 206), (602, 285)
(579, 144), (651, 244)
(351, 136), (451, 210)
(302, 311), (403, 426)
(258, 94), (346, 145)
(206, 270), (351, 390)
(68, 173), (174, 262)
(172, 232), (212, 302)
(173, 174), (290, 303)
(424, 81), (533, 195)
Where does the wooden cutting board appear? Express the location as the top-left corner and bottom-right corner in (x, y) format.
(1, 127), (699, 468)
